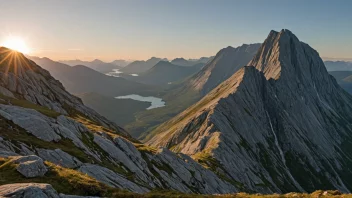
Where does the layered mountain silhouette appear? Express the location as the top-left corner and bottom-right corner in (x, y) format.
(147, 30), (352, 193)
(111, 59), (131, 67)
(60, 59), (122, 73)
(325, 61), (352, 71)
(121, 57), (168, 74)
(170, 57), (212, 67)
(126, 61), (205, 85)
(29, 56), (154, 97)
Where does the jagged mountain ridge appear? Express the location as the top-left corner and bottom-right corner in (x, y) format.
(59, 59), (122, 73)
(134, 61), (205, 85)
(121, 57), (168, 74)
(148, 30), (352, 193)
(188, 43), (261, 95)
(0, 47), (237, 196)
(128, 43), (260, 139)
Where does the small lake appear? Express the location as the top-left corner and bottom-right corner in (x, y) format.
(115, 94), (165, 110)
(106, 69), (123, 77)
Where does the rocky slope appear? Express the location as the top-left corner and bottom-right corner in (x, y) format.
(187, 43), (261, 95)
(0, 47), (237, 196)
(147, 30), (352, 193)
(128, 43), (261, 139)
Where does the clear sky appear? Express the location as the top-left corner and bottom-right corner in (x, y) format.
(0, 0), (351, 61)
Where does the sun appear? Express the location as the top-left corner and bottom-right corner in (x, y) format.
(1, 36), (30, 54)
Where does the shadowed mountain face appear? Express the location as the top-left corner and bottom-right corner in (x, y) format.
(60, 59), (122, 73)
(127, 61), (205, 85)
(121, 57), (168, 74)
(187, 43), (261, 95)
(147, 30), (352, 193)
(29, 56), (155, 97)
(170, 57), (212, 67)
(126, 44), (261, 138)
(111, 59), (131, 67)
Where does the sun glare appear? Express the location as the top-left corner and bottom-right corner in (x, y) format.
(1, 37), (30, 54)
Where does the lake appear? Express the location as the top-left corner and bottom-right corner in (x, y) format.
(106, 69), (122, 77)
(115, 94), (165, 110)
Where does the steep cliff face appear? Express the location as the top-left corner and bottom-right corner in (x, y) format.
(189, 43), (260, 95)
(0, 47), (237, 196)
(148, 30), (352, 193)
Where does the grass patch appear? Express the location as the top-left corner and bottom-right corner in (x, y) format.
(0, 118), (90, 163)
(134, 143), (158, 154)
(0, 158), (137, 197)
(0, 93), (60, 118)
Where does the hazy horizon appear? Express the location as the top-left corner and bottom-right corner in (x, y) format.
(1, 0), (351, 62)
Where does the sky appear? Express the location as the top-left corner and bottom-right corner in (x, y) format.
(0, 0), (351, 61)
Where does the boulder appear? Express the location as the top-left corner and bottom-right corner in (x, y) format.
(12, 155), (48, 178)
(0, 183), (59, 198)
(37, 149), (82, 169)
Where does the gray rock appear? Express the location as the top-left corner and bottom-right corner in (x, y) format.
(148, 29), (352, 193)
(78, 163), (149, 193)
(0, 183), (59, 198)
(12, 155), (48, 178)
(37, 149), (82, 168)
(189, 43), (261, 95)
(0, 86), (15, 98)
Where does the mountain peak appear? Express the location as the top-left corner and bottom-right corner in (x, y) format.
(249, 29), (328, 83)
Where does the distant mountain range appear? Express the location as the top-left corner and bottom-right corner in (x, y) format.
(30, 56), (155, 97)
(324, 61), (352, 71)
(59, 59), (122, 73)
(123, 61), (205, 85)
(170, 57), (213, 66)
(121, 57), (168, 74)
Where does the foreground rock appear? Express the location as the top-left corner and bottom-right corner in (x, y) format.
(0, 183), (101, 198)
(11, 155), (48, 178)
(0, 183), (59, 198)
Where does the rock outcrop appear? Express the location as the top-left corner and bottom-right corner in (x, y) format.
(0, 183), (59, 198)
(188, 43), (261, 95)
(12, 155), (48, 178)
(148, 30), (352, 193)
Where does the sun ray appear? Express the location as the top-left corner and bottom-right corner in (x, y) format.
(1, 37), (30, 54)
